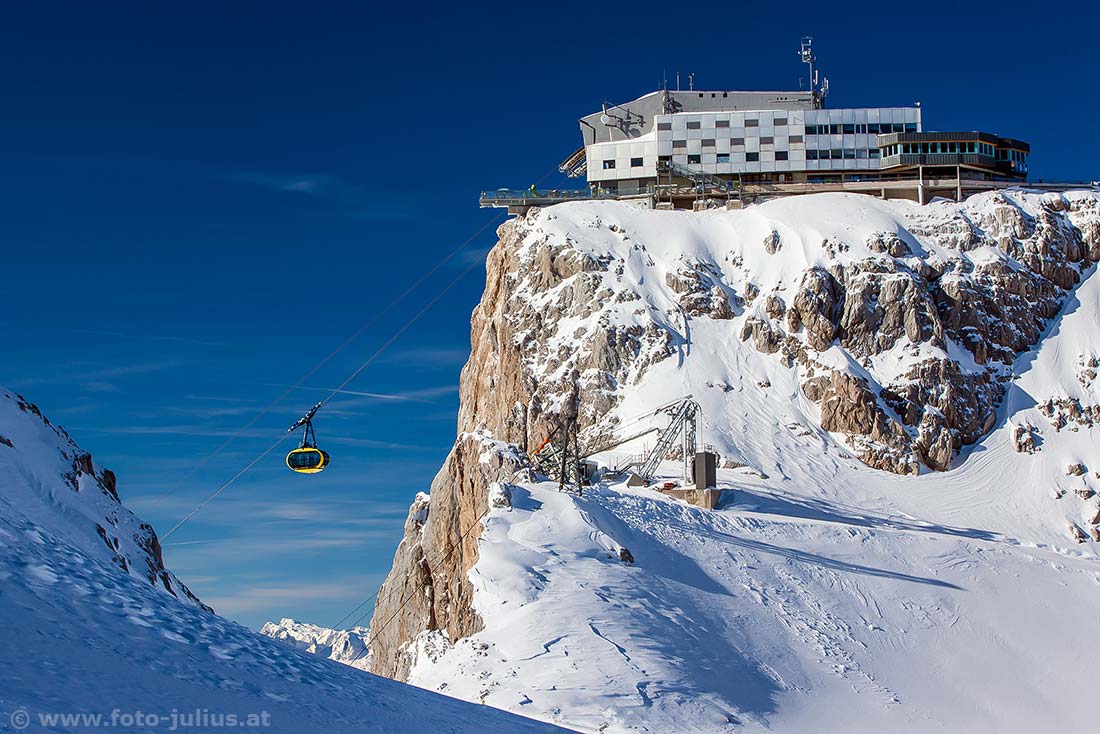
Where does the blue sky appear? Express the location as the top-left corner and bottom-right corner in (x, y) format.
(3, 1), (1097, 630)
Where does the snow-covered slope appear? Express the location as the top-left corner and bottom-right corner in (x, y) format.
(0, 390), (572, 733)
(369, 191), (1100, 733)
(0, 389), (207, 609)
(260, 618), (371, 671)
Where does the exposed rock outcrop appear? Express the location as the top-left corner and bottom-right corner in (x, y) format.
(370, 433), (528, 680)
(370, 190), (1100, 678)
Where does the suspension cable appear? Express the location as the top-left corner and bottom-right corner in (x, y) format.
(161, 164), (568, 544)
(162, 216), (504, 540)
(165, 211), (508, 495)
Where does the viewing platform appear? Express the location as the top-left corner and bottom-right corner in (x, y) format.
(481, 178), (1099, 215)
(479, 188), (613, 214)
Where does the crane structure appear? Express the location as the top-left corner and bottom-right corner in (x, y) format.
(529, 396), (702, 490)
(530, 417), (585, 491)
(634, 397), (699, 482)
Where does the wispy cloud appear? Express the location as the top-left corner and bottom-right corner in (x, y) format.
(222, 172), (339, 195)
(202, 577), (380, 616)
(268, 382), (459, 405)
(381, 346), (471, 366)
(10, 358), (186, 393)
(66, 328), (228, 348)
(220, 171), (409, 221)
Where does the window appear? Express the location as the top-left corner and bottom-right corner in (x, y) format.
(630, 157), (644, 167)
(730, 137), (745, 146)
(774, 118), (788, 127)
(687, 154), (701, 164)
(869, 148), (881, 159)
(843, 149), (856, 159)
(702, 139), (716, 148)
(716, 120), (730, 128)
(657, 122), (672, 131)
(805, 124), (818, 135)
(775, 151), (788, 161)
(857, 149), (869, 159)
(672, 139), (687, 149)
(760, 137), (774, 145)
(602, 160), (616, 170)
(818, 149), (830, 160)
(687, 121), (701, 130)
(905, 123), (918, 132)
(746, 152), (759, 162)
(746, 119), (759, 127)
(717, 153), (730, 163)
(892, 123), (904, 133)
(807, 149), (819, 160)
(843, 124), (855, 134)
(832, 149), (843, 160)
(789, 135), (803, 144)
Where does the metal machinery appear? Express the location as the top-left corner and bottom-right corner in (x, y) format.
(530, 396), (701, 489)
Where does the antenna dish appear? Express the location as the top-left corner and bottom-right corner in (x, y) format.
(600, 114), (612, 126)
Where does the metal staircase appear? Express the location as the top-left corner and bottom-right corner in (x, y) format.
(664, 161), (735, 193)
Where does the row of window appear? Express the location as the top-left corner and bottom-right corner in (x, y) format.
(805, 122), (917, 135)
(683, 152), (792, 164)
(658, 117), (790, 132)
(879, 142), (1026, 159)
(603, 158), (647, 169)
(996, 149), (1028, 162)
(806, 149), (882, 160)
(671, 136), (804, 149)
(893, 141), (996, 156)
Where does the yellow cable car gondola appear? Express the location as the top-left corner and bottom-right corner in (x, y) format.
(286, 402), (331, 474)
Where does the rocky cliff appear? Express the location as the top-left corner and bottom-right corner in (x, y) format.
(369, 190), (1100, 680)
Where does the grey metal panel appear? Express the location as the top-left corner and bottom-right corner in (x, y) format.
(578, 90), (814, 145)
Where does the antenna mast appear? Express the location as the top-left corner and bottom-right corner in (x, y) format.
(800, 36), (828, 109)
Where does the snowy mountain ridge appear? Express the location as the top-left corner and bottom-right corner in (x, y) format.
(260, 617), (371, 671)
(360, 190), (1100, 733)
(0, 389), (573, 733)
(0, 388), (207, 610)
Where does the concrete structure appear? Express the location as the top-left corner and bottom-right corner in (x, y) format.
(656, 484), (724, 510)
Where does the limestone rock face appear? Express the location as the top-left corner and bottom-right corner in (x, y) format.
(791, 267), (840, 351)
(371, 212), (677, 679)
(369, 433), (528, 680)
(370, 190), (1100, 677)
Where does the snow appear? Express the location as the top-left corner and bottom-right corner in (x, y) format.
(0, 390), (573, 734)
(402, 192), (1100, 733)
(259, 618), (372, 671)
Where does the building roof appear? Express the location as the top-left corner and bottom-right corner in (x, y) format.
(579, 89), (816, 145)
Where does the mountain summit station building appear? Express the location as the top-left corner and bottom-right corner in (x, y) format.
(566, 88), (1029, 205)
